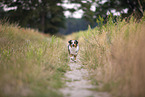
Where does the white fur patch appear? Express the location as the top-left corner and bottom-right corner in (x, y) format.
(68, 45), (79, 55)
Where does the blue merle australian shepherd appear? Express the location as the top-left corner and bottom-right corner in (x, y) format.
(68, 40), (79, 62)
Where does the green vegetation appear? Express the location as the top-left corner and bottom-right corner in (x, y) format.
(1, 12), (145, 97)
(1, 0), (145, 35)
(69, 0), (145, 24)
(72, 14), (145, 97)
(0, 0), (65, 34)
(0, 22), (69, 97)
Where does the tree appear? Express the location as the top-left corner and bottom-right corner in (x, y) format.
(69, 0), (145, 24)
(69, 0), (96, 25)
(96, 0), (145, 19)
(0, 3), (5, 19)
(0, 0), (65, 34)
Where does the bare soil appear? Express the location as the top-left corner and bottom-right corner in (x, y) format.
(60, 59), (110, 97)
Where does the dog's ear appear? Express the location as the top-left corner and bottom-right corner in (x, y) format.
(68, 40), (72, 44)
(75, 40), (78, 44)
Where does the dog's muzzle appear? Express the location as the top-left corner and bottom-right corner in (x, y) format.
(71, 44), (76, 47)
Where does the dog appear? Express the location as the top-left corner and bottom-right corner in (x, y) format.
(68, 40), (79, 62)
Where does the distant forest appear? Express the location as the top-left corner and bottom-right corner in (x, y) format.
(59, 18), (97, 35)
(0, 0), (144, 35)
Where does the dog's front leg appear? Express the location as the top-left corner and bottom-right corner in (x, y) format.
(70, 54), (74, 61)
(74, 55), (77, 62)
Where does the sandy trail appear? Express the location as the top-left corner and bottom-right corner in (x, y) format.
(60, 59), (110, 97)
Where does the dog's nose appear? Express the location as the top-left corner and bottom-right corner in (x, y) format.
(72, 44), (74, 47)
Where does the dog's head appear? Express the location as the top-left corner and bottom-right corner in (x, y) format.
(68, 40), (78, 47)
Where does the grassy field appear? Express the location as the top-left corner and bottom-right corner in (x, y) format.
(1, 14), (145, 97)
(0, 22), (69, 97)
(71, 15), (145, 97)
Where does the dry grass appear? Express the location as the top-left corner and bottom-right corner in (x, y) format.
(109, 20), (145, 97)
(77, 15), (145, 97)
(0, 22), (69, 97)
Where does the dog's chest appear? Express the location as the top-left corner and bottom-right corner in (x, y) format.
(69, 46), (78, 54)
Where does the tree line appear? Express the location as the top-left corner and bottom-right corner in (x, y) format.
(0, 0), (144, 34)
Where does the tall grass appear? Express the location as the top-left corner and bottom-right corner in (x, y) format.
(0, 22), (69, 97)
(78, 15), (145, 97)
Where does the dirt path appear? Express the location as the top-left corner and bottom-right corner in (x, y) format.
(60, 59), (110, 97)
